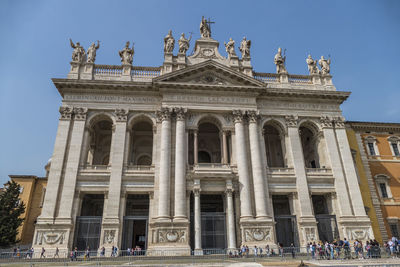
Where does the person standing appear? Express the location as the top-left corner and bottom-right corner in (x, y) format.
(40, 247), (46, 258)
(54, 247), (59, 258)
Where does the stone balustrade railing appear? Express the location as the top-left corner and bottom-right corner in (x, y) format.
(253, 72), (279, 82)
(288, 74), (312, 84)
(305, 167), (332, 173)
(131, 66), (161, 78)
(94, 64), (123, 76)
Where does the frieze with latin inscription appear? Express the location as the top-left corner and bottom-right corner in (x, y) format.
(64, 94), (160, 104)
(164, 94), (256, 105)
(258, 100), (340, 112)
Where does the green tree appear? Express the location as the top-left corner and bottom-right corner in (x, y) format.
(0, 181), (25, 248)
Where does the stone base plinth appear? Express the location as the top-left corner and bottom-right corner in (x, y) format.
(147, 220), (190, 256)
(239, 218), (276, 250)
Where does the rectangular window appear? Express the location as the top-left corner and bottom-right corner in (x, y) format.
(379, 183), (388, 198)
(392, 143), (400, 156)
(390, 224), (399, 238)
(368, 143), (376, 155)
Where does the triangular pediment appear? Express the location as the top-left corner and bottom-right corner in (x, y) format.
(154, 60), (265, 87)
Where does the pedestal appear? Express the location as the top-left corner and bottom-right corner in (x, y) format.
(240, 218), (276, 253)
(81, 63), (94, 80)
(67, 61), (81, 79)
(121, 64), (132, 81)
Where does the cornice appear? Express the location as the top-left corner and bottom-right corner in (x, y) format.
(346, 121), (400, 133)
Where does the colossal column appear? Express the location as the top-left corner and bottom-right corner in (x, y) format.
(232, 110), (253, 219)
(40, 106), (73, 220)
(247, 111), (269, 219)
(319, 116), (353, 216)
(57, 107), (88, 221)
(157, 108), (172, 219)
(174, 107), (187, 220)
(104, 109), (128, 220)
(333, 117), (368, 217)
(285, 115), (317, 244)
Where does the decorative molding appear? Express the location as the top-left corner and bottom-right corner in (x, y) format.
(73, 107), (88, 120)
(320, 115), (333, 128)
(333, 116), (345, 128)
(35, 231), (66, 245)
(302, 227), (317, 242)
(114, 108), (128, 122)
(59, 106), (73, 120)
(285, 115), (298, 127)
(103, 230), (115, 244)
(344, 227), (373, 241)
(158, 229), (186, 243)
(244, 227), (272, 242)
(247, 110), (259, 123)
(174, 107), (187, 121)
(232, 110), (245, 124)
(156, 108), (171, 122)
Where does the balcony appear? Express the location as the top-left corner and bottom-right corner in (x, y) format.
(188, 163), (234, 179)
(123, 164), (155, 177)
(79, 164), (111, 176)
(267, 167), (295, 184)
(306, 168), (334, 184)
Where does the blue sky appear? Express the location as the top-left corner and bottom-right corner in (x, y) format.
(0, 0), (399, 185)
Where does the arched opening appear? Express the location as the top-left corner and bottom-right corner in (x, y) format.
(197, 122), (221, 164)
(264, 123), (285, 167)
(129, 120), (153, 166)
(88, 120), (113, 165)
(299, 125), (320, 168)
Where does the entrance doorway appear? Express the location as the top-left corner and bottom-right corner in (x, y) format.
(312, 195), (339, 242)
(121, 194), (149, 250)
(190, 194), (226, 251)
(273, 195), (299, 247)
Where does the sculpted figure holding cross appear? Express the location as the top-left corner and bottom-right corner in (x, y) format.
(200, 16), (211, 38)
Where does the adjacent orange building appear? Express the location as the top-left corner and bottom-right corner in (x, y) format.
(347, 121), (400, 243)
(8, 175), (47, 245)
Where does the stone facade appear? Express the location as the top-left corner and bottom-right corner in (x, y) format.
(32, 21), (373, 256)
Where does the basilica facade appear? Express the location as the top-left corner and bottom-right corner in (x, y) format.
(33, 20), (373, 255)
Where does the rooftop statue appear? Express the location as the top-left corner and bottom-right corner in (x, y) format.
(274, 47), (287, 74)
(119, 41), (134, 65)
(178, 33), (192, 54)
(306, 55), (319, 75)
(164, 30), (175, 53)
(224, 38), (236, 58)
(69, 39), (86, 63)
(86, 41), (100, 64)
(239, 37), (251, 59)
(200, 16), (211, 38)
(319, 56), (331, 75)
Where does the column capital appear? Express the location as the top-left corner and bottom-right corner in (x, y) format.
(320, 115), (333, 128)
(114, 108), (128, 122)
(232, 110), (245, 124)
(333, 116), (346, 129)
(59, 106), (73, 120)
(247, 110), (259, 123)
(173, 107), (187, 121)
(156, 108), (172, 122)
(284, 115), (298, 128)
(193, 188), (201, 197)
(73, 107), (88, 121)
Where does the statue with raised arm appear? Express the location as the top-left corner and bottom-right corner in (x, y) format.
(178, 33), (191, 54)
(318, 56), (331, 75)
(306, 55), (319, 74)
(164, 30), (175, 53)
(200, 16), (211, 38)
(69, 38), (85, 63)
(239, 37), (251, 59)
(119, 41), (134, 65)
(86, 40), (100, 63)
(274, 47), (287, 74)
(224, 38), (236, 58)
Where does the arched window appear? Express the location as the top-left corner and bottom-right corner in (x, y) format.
(197, 122), (221, 163)
(89, 120), (113, 165)
(129, 120), (153, 165)
(264, 124), (285, 167)
(299, 125), (320, 168)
